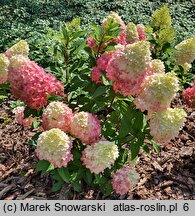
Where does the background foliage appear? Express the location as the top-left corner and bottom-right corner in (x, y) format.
(0, 0), (194, 65)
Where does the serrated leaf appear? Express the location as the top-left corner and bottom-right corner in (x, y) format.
(92, 86), (107, 99)
(57, 167), (70, 183)
(36, 160), (54, 173)
(142, 144), (150, 154)
(72, 182), (82, 192)
(51, 181), (63, 192)
(27, 132), (42, 147)
(32, 121), (40, 129)
(83, 169), (93, 186)
(131, 141), (140, 160)
(152, 140), (161, 153)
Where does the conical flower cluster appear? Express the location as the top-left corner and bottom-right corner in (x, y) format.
(134, 72), (179, 112)
(111, 166), (139, 195)
(174, 37), (195, 65)
(42, 101), (73, 132)
(35, 128), (73, 168)
(148, 108), (187, 143)
(13, 106), (34, 127)
(8, 58), (64, 110)
(0, 54), (9, 84)
(183, 86), (195, 108)
(106, 41), (152, 96)
(81, 140), (119, 174)
(4, 40), (29, 59)
(70, 111), (101, 145)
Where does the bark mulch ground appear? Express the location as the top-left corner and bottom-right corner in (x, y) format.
(0, 93), (194, 200)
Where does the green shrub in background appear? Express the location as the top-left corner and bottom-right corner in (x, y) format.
(0, 0), (194, 52)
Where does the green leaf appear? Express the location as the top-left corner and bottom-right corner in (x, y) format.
(27, 132), (42, 147)
(118, 107), (136, 138)
(133, 111), (144, 132)
(91, 101), (107, 113)
(61, 25), (69, 43)
(131, 141), (140, 160)
(152, 140), (161, 153)
(83, 169), (93, 186)
(104, 182), (113, 196)
(0, 95), (8, 100)
(92, 86), (107, 99)
(24, 107), (43, 118)
(32, 121), (40, 129)
(72, 182), (82, 192)
(51, 181), (63, 192)
(72, 149), (81, 160)
(47, 95), (64, 102)
(57, 167), (70, 183)
(142, 144), (150, 154)
(36, 160), (54, 174)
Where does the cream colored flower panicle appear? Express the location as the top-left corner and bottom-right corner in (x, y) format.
(148, 108), (187, 144)
(35, 128), (73, 168)
(126, 22), (139, 44)
(4, 40), (29, 59)
(174, 37), (195, 65)
(0, 54), (9, 84)
(81, 140), (119, 174)
(151, 59), (165, 74)
(42, 101), (73, 133)
(134, 72), (179, 112)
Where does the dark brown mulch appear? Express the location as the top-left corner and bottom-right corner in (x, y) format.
(0, 93), (194, 200)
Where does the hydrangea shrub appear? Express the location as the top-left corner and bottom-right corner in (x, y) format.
(1, 4), (194, 197)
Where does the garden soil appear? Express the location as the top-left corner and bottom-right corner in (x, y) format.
(0, 93), (194, 200)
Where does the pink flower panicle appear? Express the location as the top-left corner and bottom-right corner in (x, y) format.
(81, 140), (119, 174)
(183, 86), (195, 108)
(35, 128), (73, 168)
(136, 24), (147, 41)
(126, 22), (146, 44)
(42, 101), (73, 132)
(13, 106), (34, 127)
(91, 51), (113, 83)
(106, 41), (152, 96)
(8, 59), (64, 110)
(111, 166), (140, 195)
(70, 111), (101, 145)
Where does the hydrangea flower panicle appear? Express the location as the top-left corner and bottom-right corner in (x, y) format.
(134, 72), (179, 112)
(70, 111), (101, 144)
(148, 108), (187, 143)
(81, 140), (119, 174)
(174, 37), (195, 65)
(13, 106), (34, 127)
(183, 87), (195, 108)
(8, 60), (64, 110)
(42, 101), (73, 132)
(0, 54), (9, 84)
(111, 166), (140, 195)
(35, 128), (73, 168)
(4, 40), (29, 60)
(106, 41), (152, 96)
